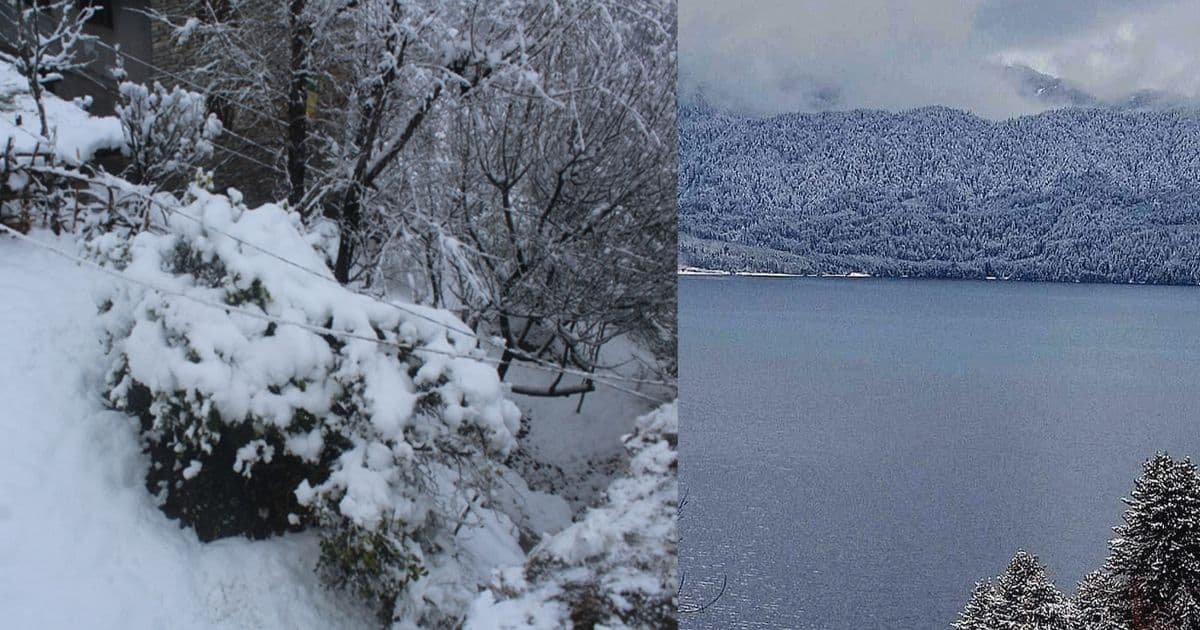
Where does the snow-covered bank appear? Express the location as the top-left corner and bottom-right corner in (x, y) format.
(677, 267), (872, 279)
(0, 63), (123, 165)
(677, 266), (730, 276)
(0, 232), (370, 629)
(506, 336), (670, 511)
(468, 403), (679, 629)
(1, 52), (677, 628)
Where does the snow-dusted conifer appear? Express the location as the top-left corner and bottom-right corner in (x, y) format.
(956, 550), (1075, 630)
(995, 550), (1076, 629)
(1106, 452), (1200, 629)
(1073, 571), (1128, 630)
(954, 580), (1003, 630)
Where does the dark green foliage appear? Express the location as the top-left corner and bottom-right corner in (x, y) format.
(167, 238), (271, 309)
(120, 382), (333, 541)
(168, 238), (228, 288)
(317, 521), (427, 625)
(224, 277), (270, 309)
(1074, 571), (1128, 630)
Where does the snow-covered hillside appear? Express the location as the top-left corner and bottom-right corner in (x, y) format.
(1, 51), (677, 628)
(679, 103), (1200, 283)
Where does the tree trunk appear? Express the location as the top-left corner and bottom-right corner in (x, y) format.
(286, 0), (310, 212)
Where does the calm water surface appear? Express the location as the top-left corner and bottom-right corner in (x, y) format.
(679, 276), (1200, 629)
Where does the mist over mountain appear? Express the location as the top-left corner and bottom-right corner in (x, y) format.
(1002, 64), (1199, 111)
(681, 64), (1198, 117)
(679, 103), (1200, 283)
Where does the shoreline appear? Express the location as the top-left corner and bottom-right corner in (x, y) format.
(677, 267), (871, 279)
(677, 269), (1200, 287)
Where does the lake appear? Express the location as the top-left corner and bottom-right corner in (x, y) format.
(678, 276), (1200, 629)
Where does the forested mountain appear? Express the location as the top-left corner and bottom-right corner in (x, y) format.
(679, 102), (1200, 283)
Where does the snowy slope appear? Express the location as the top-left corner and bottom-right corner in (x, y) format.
(0, 63), (123, 164)
(506, 339), (669, 511)
(679, 103), (1200, 283)
(0, 232), (371, 629)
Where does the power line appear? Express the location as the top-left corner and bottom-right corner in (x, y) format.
(1, 37), (675, 394)
(27, 163), (677, 392)
(0, 221), (674, 404)
(90, 38), (288, 131)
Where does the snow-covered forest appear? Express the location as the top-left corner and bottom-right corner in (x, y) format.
(0, 1), (677, 628)
(954, 453), (1200, 630)
(679, 101), (1200, 283)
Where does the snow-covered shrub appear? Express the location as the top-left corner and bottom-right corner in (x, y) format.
(466, 402), (679, 629)
(90, 186), (523, 621)
(117, 81), (222, 190)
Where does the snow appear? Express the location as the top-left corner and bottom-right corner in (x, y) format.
(0, 231), (371, 629)
(466, 402), (679, 629)
(0, 51), (676, 625)
(0, 63), (123, 165)
(506, 335), (670, 511)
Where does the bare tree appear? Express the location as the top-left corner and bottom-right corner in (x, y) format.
(150, 0), (678, 390)
(360, 1), (678, 389)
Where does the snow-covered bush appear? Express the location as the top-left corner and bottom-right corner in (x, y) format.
(89, 186), (524, 622)
(117, 81), (222, 190)
(466, 402), (679, 629)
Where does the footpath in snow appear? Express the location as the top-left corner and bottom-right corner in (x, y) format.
(0, 232), (370, 629)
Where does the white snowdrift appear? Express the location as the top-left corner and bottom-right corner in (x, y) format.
(466, 402), (680, 629)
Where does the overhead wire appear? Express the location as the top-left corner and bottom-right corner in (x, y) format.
(0, 223), (674, 404)
(25, 163), (676, 393)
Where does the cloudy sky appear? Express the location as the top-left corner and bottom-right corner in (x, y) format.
(679, 0), (1200, 118)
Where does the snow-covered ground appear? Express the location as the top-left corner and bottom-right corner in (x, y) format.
(0, 232), (372, 629)
(506, 340), (668, 511)
(0, 63), (123, 165)
(0, 230), (675, 628)
(0, 55), (675, 627)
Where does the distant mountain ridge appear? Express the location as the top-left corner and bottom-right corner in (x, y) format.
(679, 103), (1200, 284)
(1002, 64), (1198, 111)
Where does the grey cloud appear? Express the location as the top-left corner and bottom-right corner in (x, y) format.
(996, 0), (1200, 102)
(681, 0), (1200, 118)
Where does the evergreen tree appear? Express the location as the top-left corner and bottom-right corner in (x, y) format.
(995, 550), (1076, 629)
(955, 580), (1003, 630)
(1106, 452), (1200, 630)
(1073, 571), (1128, 630)
(956, 551), (1075, 630)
